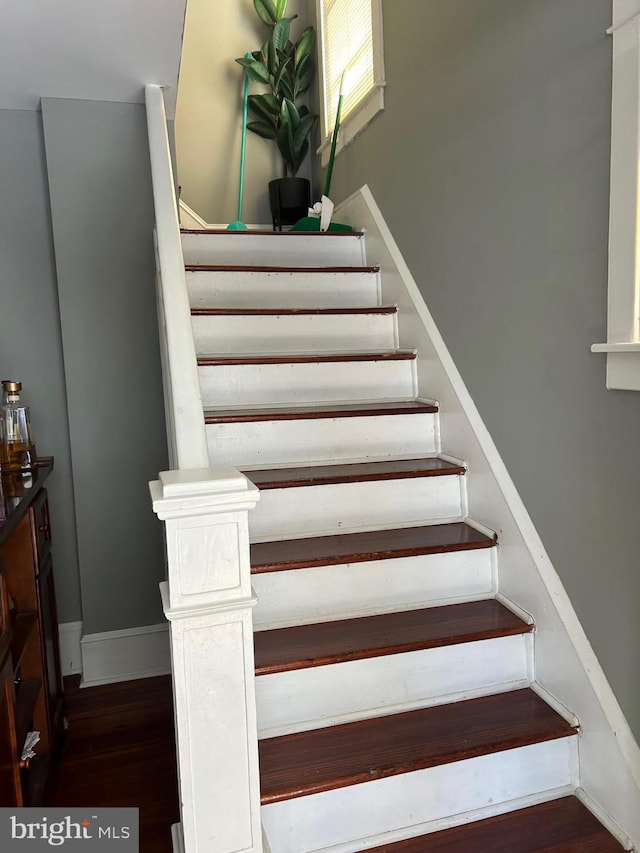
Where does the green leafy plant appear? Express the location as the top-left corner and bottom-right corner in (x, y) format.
(235, 0), (318, 177)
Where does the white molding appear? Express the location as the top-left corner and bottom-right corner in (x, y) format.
(171, 823), (185, 853)
(80, 622), (170, 688)
(335, 185), (640, 847)
(591, 0), (640, 389)
(58, 621), (83, 676)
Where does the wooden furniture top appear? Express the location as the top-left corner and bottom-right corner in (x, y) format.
(0, 459), (54, 546)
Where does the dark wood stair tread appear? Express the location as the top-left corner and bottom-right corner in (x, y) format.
(259, 688), (577, 804)
(244, 457), (465, 489)
(251, 522), (495, 573)
(185, 264), (377, 273)
(205, 399), (438, 424)
(181, 228), (363, 236)
(254, 599), (531, 675)
(198, 351), (415, 366)
(360, 796), (624, 852)
(191, 306), (396, 316)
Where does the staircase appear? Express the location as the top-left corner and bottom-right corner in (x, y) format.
(176, 225), (628, 852)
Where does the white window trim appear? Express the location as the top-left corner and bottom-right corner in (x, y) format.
(315, 0), (386, 167)
(591, 0), (640, 389)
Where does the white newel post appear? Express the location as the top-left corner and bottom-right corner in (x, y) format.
(150, 467), (263, 853)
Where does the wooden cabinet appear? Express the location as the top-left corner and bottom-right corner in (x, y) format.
(0, 459), (64, 805)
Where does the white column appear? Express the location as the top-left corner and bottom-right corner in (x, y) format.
(150, 467), (262, 853)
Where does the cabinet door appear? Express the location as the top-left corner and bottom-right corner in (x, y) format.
(37, 555), (63, 740)
(0, 653), (21, 806)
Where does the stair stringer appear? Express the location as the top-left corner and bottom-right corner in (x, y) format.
(334, 185), (640, 849)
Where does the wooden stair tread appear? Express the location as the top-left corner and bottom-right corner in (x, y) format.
(205, 399), (438, 424)
(259, 688), (577, 804)
(251, 522), (495, 573)
(197, 351), (415, 366)
(360, 796), (624, 852)
(244, 457), (465, 489)
(254, 600), (531, 675)
(185, 264), (377, 273)
(181, 228), (363, 236)
(191, 306), (397, 316)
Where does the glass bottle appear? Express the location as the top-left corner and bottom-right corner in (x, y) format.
(1, 381), (36, 471)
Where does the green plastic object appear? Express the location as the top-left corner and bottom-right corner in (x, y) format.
(290, 218), (352, 232)
(228, 54), (251, 231)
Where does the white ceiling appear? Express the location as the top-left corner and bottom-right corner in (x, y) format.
(0, 0), (187, 114)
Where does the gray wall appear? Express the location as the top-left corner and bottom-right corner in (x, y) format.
(321, 0), (640, 738)
(176, 0), (313, 224)
(42, 99), (168, 635)
(0, 109), (82, 625)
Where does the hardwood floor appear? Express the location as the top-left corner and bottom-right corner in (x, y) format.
(54, 675), (179, 853)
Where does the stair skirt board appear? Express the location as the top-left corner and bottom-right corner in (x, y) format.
(197, 356), (417, 408)
(251, 549), (496, 629)
(205, 411), (438, 469)
(256, 635), (532, 736)
(191, 310), (397, 354)
(181, 232), (367, 267)
(260, 738), (578, 853)
(186, 269), (380, 309)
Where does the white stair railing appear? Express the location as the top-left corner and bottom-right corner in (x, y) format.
(145, 83), (263, 853)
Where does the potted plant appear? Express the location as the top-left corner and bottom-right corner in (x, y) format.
(235, 0), (318, 229)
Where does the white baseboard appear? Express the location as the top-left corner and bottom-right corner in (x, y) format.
(80, 622), (171, 688)
(58, 621), (83, 676)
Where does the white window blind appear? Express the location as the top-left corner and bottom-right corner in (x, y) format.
(321, 0), (376, 134)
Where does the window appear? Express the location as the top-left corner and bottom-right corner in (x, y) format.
(316, 0), (385, 165)
(591, 0), (640, 390)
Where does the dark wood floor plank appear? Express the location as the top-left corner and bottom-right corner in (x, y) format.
(55, 676), (179, 853)
(360, 796), (624, 852)
(254, 600), (531, 675)
(251, 522), (496, 574)
(244, 457), (465, 489)
(198, 350), (415, 366)
(205, 399), (438, 424)
(259, 689), (576, 804)
(192, 306), (397, 316)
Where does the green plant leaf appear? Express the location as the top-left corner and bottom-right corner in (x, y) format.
(299, 105), (309, 118)
(295, 27), (315, 65)
(292, 139), (309, 175)
(274, 56), (291, 91)
(249, 93), (280, 115)
(275, 0), (288, 18)
(293, 114), (317, 152)
(277, 122), (294, 166)
(254, 0), (277, 26)
(295, 57), (315, 96)
(267, 39), (277, 75)
(248, 95), (279, 127)
(280, 98), (300, 131)
(272, 17), (291, 51)
(279, 72), (295, 102)
(247, 120), (278, 139)
(235, 57), (270, 84)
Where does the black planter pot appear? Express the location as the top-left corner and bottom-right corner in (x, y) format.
(269, 177), (311, 230)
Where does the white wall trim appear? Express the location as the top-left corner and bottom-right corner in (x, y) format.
(591, 0), (640, 389)
(179, 199), (272, 232)
(335, 185), (640, 847)
(58, 621), (83, 677)
(80, 622), (171, 688)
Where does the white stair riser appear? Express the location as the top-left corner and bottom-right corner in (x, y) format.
(256, 634), (531, 736)
(249, 475), (463, 541)
(187, 270), (380, 308)
(252, 549), (495, 630)
(261, 737), (578, 853)
(198, 359), (416, 408)
(181, 232), (366, 266)
(206, 413), (438, 468)
(192, 312), (397, 354)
